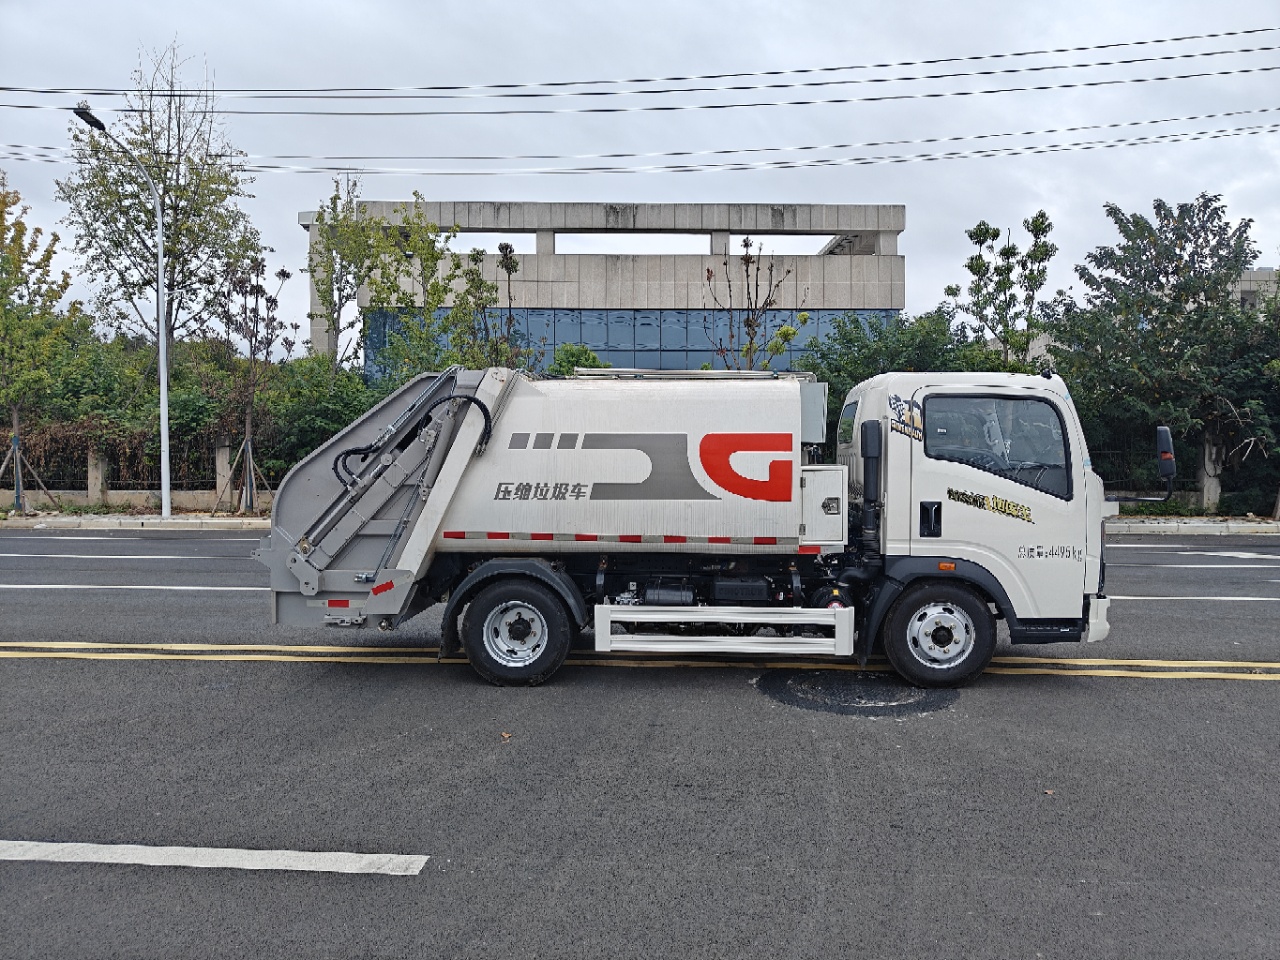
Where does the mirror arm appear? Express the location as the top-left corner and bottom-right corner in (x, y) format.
(1106, 476), (1174, 504)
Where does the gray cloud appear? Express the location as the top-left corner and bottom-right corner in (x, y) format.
(2, 0), (1276, 334)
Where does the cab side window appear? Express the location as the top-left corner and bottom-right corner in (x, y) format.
(923, 395), (1072, 499)
(836, 400), (859, 448)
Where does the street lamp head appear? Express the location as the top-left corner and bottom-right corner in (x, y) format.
(72, 107), (106, 132)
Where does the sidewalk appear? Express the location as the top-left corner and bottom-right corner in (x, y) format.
(1, 513), (271, 531)
(3, 513), (1279, 535)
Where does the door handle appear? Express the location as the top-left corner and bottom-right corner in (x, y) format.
(920, 501), (942, 538)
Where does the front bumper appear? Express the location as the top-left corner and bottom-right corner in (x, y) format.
(1085, 595), (1111, 643)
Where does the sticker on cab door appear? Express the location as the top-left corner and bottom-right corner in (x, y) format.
(888, 394), (923, 442)
(946, 486), (1034, 524)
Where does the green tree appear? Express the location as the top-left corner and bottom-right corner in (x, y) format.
(212, 254), (295, 511)
(56, 42), (258, 346)
(546, 343), (611, 376)
(305, 177), (385, 371)
(799, 306), (1004, 442)
(439, 248), (537, 370)
(703, 237), (806, 370)
(1047, 193), (1274, 511)
(366, 192), (460, 387)
(944, 210), (1058, 366)
(0, 171), (81, 505)
(260, 354), (373, 474)
(497, 241), (520, 323)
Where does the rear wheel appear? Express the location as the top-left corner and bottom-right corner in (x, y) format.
(882, 582), (995, 688)
(461, 579), (573, 686)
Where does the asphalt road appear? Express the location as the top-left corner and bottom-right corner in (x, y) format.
(3, 531), (1280, 959)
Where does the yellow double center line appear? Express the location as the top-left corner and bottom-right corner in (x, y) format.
(2, 641), (1279, 680)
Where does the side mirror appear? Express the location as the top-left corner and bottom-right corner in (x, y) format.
(1107, 426), (1176, 503)
(1156, 426), (1176, 480)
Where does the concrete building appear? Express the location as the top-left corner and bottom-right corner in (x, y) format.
(299, 201), (905, 372)
(1234, 267), (1277, 310)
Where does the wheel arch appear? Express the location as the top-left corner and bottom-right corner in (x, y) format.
(439, 557), (589, 656)
(858, 556), (1015, 661)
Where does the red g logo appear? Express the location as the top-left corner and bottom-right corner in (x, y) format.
(699, 433), (793, 502)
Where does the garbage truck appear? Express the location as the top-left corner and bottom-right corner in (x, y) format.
(255, 366), (1175, 687)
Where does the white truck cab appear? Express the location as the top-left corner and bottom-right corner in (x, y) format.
(835, 371), (1111, 681)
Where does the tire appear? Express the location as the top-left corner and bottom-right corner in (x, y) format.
(882, 582), (996, 688)
(461, 579), (573, 686)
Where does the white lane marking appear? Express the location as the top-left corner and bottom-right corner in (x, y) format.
(0, 840), (427, 876)
(1179, 550), (1280, 560)
(0, 584), (266, 592)
(0, 553), (246, 561)
(1109, 563), (1280, 568)
(1110, 595), (1280, 601)
(1106, 544), (1192, 549)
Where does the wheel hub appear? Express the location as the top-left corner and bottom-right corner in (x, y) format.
(906, 602), (976, 669)
(482, 602), (547, 667)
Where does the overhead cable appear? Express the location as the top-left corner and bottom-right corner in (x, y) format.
(3, 44), (1278, 102)
(1, 26), (1275, 97)
(8, 105), (1279, 164)
(4, 63), (1276, 120)
(2, 120), (1274, 175)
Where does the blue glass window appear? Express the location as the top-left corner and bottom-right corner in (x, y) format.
(579, 309), (608, 351)
(660, 311), (688, 350)
(554, 311), (582, 347)
(608, 310), (635, 350)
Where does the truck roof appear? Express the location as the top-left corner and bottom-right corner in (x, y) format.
(850, 370), (1069, 398)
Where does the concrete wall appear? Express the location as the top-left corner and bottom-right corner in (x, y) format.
(301, 200), (907, 354)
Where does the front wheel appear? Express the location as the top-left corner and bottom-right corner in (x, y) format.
(882, 582), (996, 688)
(461, 579), (573, 686)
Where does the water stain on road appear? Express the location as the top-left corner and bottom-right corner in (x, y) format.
(754, 669), (959, 717)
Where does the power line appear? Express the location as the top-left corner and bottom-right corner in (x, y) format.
(5, 63), (1276, 120)
(3, 26), (1276, 97)
(3, 120), (1273, 175)
(9, 105), (1279, 164)
(118, 65), (1280, 117)
(3, 44), (1277, 102)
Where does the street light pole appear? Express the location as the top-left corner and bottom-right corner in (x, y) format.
(74, 107), (171, 517)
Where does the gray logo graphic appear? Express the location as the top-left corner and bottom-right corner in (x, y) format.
(581, 434), (718, 501)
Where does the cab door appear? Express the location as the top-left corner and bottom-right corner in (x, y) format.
(907, 385), (1086, 620)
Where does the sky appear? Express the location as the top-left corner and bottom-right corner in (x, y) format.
(2, 0), (1277, 338)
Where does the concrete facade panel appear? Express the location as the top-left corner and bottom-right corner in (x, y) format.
(868, 281), (891, 309)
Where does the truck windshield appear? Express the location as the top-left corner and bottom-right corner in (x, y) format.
(923, 395), (1072, 499)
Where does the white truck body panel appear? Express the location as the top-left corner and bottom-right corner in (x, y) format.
(434, 375), (838, 554)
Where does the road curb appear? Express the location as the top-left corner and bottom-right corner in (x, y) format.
(1, 515), (271, 531)
(1105, 520), (1280, 535)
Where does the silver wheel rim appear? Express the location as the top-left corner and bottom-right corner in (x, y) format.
(482, 601), (548, 667)
(904, 601), (976, 669)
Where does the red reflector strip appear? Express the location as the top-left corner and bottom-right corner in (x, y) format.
(575, 534), (598, 542)
(708, 536), (731, 544)
(327, 599), (350, 608)
(486, 532), (510, 540)
(753, 537), (778, 545)
(663, 535), (687, 544)
(531, 532), (554, 541)
(370, 581), (395, 596)
(619, 535), (643, 543)
(443, 531), (464, 539)
(798, 545), (821, 555)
